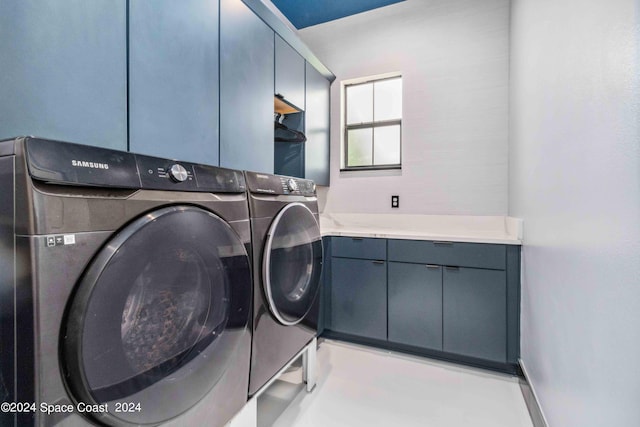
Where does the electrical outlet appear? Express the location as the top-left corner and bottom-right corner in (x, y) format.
(391, 195), (399, 208)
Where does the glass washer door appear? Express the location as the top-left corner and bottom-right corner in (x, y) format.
(61, 205), (252, 426)
(262, 202), (323, 326)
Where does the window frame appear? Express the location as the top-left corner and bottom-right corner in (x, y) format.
(342, 75), (402, 171)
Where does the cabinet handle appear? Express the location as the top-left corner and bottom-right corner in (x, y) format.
(372, 260), (385, 265)
(434, 241), (453, 246)
(445, 266), (460, 271)
(425, 264), (440, 269)
(351, 237), (363, 241)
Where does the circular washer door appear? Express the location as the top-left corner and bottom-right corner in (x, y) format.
(262, 202), (323, 326)
(61, 205), (252, 426)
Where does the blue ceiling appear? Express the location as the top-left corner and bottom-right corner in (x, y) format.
(271, 0), (406, 29)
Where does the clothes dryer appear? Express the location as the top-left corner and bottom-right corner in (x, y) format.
(244, 171), (323, 397)
(0, 137), (252, 426)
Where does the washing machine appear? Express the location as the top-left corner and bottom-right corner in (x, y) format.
(244, 171), (323, 397)
(0, 137), (253, 426)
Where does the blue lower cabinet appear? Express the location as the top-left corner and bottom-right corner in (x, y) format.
(323, 237), (519, 372)
(388, 240), (506, 270)
(317, 236), (332, 335)
(331, 237), (386, 260)
(388, 262), (443, 351)
(443, 267), (507, 363)
(331, 258), (387, 341)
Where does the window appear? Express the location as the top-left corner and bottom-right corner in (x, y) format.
(343, 75), (402, 170)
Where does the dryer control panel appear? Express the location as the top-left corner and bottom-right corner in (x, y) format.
(135, 154), (245, 193)
(279, 176), (316, 195)
(245, 171), (316, 196)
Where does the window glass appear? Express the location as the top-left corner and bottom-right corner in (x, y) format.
(347, 128), (373, 167)
(344, 76), (402, 169)
(374, 125), (401, 165)
(374, 78), (402, 121)
(346, 83), (373, 124)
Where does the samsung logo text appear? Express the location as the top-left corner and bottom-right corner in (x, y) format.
(71, 160), (110, 170)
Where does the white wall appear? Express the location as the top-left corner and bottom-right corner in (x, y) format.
(300, 0), (510, 215)
(510, 0), (640, 426)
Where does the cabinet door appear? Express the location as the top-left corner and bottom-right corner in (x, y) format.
(331, 258), (387, 341)
(275, 35), (305, 110)
(331, 237), (386, 260)
(274, 112), (304, 177)
(129, 0), (219, 165)
(220, 0), (274, 173)
(0, 1), (126, 150)
(274, 140), (304, 178)
(388, 240), (506, 270)
(443, 267), (506, 362)
(305, 62), (330, 186)
(388, 263), (442, 351)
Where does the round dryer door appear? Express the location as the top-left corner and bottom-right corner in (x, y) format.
(263, 202), (323, 326)
(61, 205), (251, 426)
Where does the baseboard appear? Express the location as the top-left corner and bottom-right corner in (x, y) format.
(518, 359), (549, 427)
(321, 330), (520, 375)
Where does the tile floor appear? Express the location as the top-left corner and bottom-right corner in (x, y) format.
(256, 340), (533, 427)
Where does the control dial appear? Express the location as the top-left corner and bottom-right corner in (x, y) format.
(286, 178), (298, 192)
(168, 164), (189, 182)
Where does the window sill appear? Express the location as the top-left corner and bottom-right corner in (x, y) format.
(340, 165), (402, 172)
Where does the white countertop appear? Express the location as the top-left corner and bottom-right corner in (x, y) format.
(319, 213), (523, 245)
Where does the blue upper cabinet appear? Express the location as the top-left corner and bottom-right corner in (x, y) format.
(220, 0), (274, 173)
(0, 1), (127, 150)
(275, 35), (305, 111)
(129, 0), (219, 165)
(305, 62), (331, 185)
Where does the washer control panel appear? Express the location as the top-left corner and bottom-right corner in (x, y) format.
(168, 164), (189, 182)
(137, 156), (195, 189)
(137, 156), (245, 193)
(286, 178), (298, 192)
(22, 137), (246, 193)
